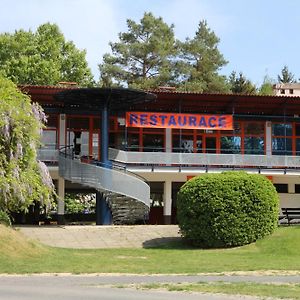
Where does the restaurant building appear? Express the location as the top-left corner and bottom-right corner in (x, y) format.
(21, 85), (300, 224)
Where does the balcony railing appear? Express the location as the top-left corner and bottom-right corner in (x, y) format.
(38, 147), (300, 170)
(109, 148), (300, 169)
(58, 151), (150, 207)
(37, 148), (58, 163)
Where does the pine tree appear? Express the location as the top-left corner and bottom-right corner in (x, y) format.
(176, 20), (229, 93)
(99, 12), (177, 89)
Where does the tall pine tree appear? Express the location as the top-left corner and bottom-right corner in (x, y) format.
(99, 12), (177, 89)
(176, 20), (229, 93)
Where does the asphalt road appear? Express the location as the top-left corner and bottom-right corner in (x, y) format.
(1, 274), (300, 300)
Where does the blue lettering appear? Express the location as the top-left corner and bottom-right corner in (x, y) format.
(129, 113), (139, 125)
(218, 116), (226, 128)
(208, 116), (216, 127)
(149, 115), (158, 126)
(189, 116), (197, 126)
(178, 116), (187, 126)
(168, 116), (177, 126)
(198, 117), (207, 127)
(140, 114), (148, 125)
(159, 115), (167, 125)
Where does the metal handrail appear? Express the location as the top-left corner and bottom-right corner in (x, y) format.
(58, 146), (150, 207)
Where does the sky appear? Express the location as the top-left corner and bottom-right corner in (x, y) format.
(1, 0), (300, 86)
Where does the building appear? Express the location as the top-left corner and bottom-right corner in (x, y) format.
(273, 83), (300, 96)
(19, 85), (300, 225)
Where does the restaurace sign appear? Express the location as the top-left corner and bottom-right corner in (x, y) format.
(126, 112), (233, 130)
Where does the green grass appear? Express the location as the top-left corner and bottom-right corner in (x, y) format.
(1, 225), (300, 274)
(136, 282), (300, 299)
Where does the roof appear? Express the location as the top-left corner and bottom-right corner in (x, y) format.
(19, 85), (300, 116)
(55, 87), (156, 111)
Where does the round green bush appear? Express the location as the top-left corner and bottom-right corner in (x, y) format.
(177, 171), (279, 248)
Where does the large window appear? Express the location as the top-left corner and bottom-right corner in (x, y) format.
(220, 136), (241, 154)
(41, 130), (57, 150)
(172, 130), (194, 153)
(220, 122), (241, 154)
(272, 123), (292, 155)
(244, 122), (265, 155)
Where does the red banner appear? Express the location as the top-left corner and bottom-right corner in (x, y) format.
(126, 112), (233, 130)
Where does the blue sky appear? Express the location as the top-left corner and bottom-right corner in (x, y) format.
(1, 0), (300, 86)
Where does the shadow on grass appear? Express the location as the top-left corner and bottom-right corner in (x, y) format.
(142, 236), (197, 249)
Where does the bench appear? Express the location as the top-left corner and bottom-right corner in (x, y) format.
(281, 208), (300, 225)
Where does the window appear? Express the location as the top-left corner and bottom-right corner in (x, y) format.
(272, 123), (293, 155)
(272, 123), (292, 136)
(289, 89), (294, 95)
(243, 122), (265, 155)
(280, 89), (285, 94)
(173, 134), (193, 152)
(244, 137), (264, 154)
(220, 136), (241, 154)
(41, 130), (57, 149)
(273, 184), (288, 193)
(295, 184), (300, 194)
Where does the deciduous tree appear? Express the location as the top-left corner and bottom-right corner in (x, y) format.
(0, 23), (94, 86)
(0, 76), (55, 214)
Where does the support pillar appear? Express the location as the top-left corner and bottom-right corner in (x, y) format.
(59, 114), (66, 148)
(57, 177), (65, 225)
(165, 128), (172, 153)
(163, 180), (172, 224)
(100, 103), (111, 168)
(96, 192), (112, 225)
(266, 121), (272, 156)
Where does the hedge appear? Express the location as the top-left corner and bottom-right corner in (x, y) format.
(177, 171), (279, 248)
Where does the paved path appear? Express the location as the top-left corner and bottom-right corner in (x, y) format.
(1, 274), (289, 300)
(16, 225), (181, 248)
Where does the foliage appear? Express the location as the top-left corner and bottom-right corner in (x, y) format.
(99, 12), (177, 89)
(64, 193), (96, 214)
(176, 20), (229, 93)
(0, 211), (11, 226)
(0, 75), (55, 213)
(177, 171), (279, 248)
(277, 65), (295, 83)
(0, 23), (94, 86)
(99, 15), (229, 92)
(228, 71), (257, 94)
(258, 75), (275, 95)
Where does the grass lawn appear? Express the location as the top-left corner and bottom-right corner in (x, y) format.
(1, 225), (300, 274)
(133, 282), (300, 299)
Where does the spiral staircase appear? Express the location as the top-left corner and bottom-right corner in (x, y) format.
(58, 149), (150, 225)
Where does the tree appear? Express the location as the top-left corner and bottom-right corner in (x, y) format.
(259, 75), (275, 95)
(176, 20), (229, 93)
(277, 65), (295, 83)
(0, 23), (94, 86)
(0, 75), (55, 215)
(228, 71), (256, 94)
(99, 12), (177, 89)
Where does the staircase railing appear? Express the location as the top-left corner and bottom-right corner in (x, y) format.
(58, 147), (150, 208)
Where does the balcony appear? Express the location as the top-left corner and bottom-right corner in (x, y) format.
(109, 148), (300, 175)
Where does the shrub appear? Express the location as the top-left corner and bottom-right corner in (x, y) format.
(177, 171), (279, 248)
(0, 211), (12, 226)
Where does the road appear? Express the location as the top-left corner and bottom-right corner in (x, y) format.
(1, 274), (300, 300)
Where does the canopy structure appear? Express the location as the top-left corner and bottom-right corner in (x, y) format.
(55, 87), (156, 112)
